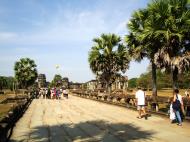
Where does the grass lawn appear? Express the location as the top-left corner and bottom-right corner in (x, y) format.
(0, 90), (23, 118)
(145, 89), (187, 97)
(0, 104), (14, 119)
(0, 93), (16, 101)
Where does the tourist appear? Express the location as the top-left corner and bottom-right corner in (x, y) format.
(57, 89), (61, 99)
(50, 88), (54, 99)
(185, 93), (190, 117)
(169, 98), (176, 123)
(34, 90), (39, 99)
(53, 88), (57, 99)
(63, 88), (69, 99)
(39, 89), (44, 98)
(135, 87), (147, 119)
(172, 89), (184, 126)
(47, 88), (51, 99)
(43, 89), (46, 99)
(60, 88), (63, 99)
(45, 89), (48, 99)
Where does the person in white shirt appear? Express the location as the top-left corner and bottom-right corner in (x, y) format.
(135, 87), (147, 119)
(63, 88), (69, 99)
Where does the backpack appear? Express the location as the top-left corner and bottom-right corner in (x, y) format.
(172, 94), (181, 111)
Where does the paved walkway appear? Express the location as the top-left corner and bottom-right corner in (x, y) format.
(10, 95), (190, 142)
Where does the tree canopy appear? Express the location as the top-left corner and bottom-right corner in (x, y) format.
(126, 0), (190, 93)
(14, 58), (38, 89)
(50, 74), (63, 87)
(89, 33), (130, 92)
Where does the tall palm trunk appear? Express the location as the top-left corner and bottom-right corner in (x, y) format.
(108, 84), (112, 94)
(106, 82), (111, 94)
(172, 67), (178, 90)
(151, 61), (157, 97)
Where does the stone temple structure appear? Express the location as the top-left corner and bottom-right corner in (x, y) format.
(38, 74), (46, 88)
(85, 75), (128, 92)
(111, 76), (128, 91)
(62, 77), (69, 89)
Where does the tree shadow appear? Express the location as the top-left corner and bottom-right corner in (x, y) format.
(9, 120), (156, 142)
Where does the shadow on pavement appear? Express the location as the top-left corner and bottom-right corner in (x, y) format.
(9, 120), (156, 142)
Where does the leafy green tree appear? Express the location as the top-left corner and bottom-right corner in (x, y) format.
(0, 76), (7, 90)
(126, 0), (190, 95)
(128, 78), (138, 88)
(137, 72), (152, 90)
(89, 33), (130, 93)
(6, 77), (15, 90)
(148, 0), (190, 89)
(156, 70), (172, 89)
(14, 58), (38, 89)
(50, 74), (63, 87)
(126, 8), (160, 97)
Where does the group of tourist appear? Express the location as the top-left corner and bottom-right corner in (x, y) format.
(38, 87), (69, 99)
(135, 87), (190, 126)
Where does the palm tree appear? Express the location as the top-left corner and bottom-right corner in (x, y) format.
(89, 33), (130, 93)
(125, 9), (160, 97)
(126, 0), (190, 95)
(149, 0), (190, 89)
(14, 58), (38, 89)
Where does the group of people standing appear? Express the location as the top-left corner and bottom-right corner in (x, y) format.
(39, 87), (69, 99)
(135, 87), (188, 126)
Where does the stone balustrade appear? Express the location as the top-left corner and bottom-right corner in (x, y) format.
(71, 89), (190, 119)
(0, 93), (34, 142)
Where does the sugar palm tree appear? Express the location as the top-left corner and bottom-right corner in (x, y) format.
(126, 0), (190, 94)
(125, 9), (160, 97)
(149, 0), (190, 89)
(89, 33), (130, 93)
(14, 58), (38, 89)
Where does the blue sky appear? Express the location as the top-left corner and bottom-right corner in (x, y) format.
(0, 0), (149, 82)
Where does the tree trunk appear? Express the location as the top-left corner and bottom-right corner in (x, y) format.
(106, 83), (112, 94)
(172, 67), (178, 90)
(151, 61), (157, 97)
(108, 85), (111, 94)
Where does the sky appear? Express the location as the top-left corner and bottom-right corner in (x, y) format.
(0, 0), (150, 83)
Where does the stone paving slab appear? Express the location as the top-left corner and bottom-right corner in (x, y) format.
(10, 95), (190, 142)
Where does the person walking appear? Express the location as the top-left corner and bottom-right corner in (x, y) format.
(169, 101), (176, 123)
(135, 87), (147, 119)
(185, 93), (190, 117)
(172, 89), (184, 126)
(63, 88), (69, 99)
(47, 88), (51, 99)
